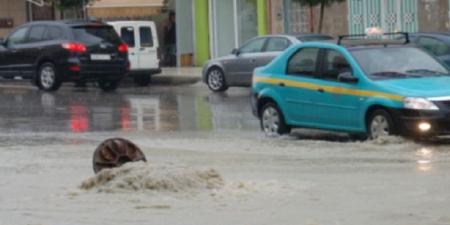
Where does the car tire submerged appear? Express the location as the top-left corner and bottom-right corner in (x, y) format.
(368, 109), (397, 139)
(133, 75), (152, 87)
(98, 80), (120, 92)
(37, 63), (62, 92)
(207, 68), (228, 92)
(260, 102), (290, 137)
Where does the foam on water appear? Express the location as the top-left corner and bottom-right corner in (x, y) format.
(80, 162), (224, 193)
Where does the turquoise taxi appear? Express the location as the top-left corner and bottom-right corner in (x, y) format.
(251, 33), (450, 139)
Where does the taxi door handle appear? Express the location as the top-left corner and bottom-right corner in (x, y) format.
(317, 88), (325, 93)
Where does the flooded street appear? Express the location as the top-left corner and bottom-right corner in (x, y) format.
(1, 82), (450, 225)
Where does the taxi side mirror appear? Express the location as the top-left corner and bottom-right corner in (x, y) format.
(338, 72), (358, 83)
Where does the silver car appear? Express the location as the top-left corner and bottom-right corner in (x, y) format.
(202, 34), (333, 92)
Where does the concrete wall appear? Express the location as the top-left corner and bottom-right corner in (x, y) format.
(313, 2), (348, 36)
(0, 0), (27, 38)
(418, 0), (450, 32)
(176, 0), (194, 66)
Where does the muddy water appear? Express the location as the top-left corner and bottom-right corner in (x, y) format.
(0, 84), (450, 225)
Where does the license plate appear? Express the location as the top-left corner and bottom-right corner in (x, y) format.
(91, 54), (111, 61)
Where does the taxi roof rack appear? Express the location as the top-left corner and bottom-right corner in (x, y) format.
(337, 32), (410, 46)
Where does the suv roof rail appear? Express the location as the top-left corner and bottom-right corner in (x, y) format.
(337, 32), (410, 46)
(64, 19), (104, 24)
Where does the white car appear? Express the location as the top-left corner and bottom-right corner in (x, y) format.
(108, 21), (161, 86)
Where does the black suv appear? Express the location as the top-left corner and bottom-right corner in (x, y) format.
(0, 20), (129, 92)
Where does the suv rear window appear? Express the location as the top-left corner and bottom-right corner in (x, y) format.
(72, 26), (120, 45)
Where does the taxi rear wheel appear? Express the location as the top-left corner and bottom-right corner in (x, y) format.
(368, 109), (397, 139)
(260, 102), (290, 137)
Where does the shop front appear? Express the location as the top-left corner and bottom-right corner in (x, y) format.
(192, 0), (268, 65)
(348, 0), (418, 34)
(208, 0), (259, 58)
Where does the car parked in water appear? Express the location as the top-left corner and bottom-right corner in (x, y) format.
(251, 33), (450, 139)
(202, 34), (333, 92)
(409, 32), (450, 66)
(108, 21), (161, 86)
(0, 20), (129, 92)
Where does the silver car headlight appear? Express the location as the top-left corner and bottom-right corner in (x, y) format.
(403, 97), (439, 111)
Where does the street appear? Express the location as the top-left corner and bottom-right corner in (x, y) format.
(0, 79), (450, 225)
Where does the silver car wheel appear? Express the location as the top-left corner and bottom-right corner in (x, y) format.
(40, 66), (56, 89)
(262, 106), (280, 137)
(208, 69), (224, 90)
(370, 115), (390, 139)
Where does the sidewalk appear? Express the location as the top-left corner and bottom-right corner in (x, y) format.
(0, 67), (203, 89)
(151, 67), (202, 85)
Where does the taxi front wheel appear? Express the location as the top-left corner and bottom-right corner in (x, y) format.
(368, 109), (397, 139)
(260, 103), (290, 137)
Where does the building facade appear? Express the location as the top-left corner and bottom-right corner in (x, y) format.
(3, 0), (450, 66)
(0, 0), (28, 38)
(0, 0), (84, 38)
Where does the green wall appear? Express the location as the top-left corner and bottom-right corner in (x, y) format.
(194, 0), (210, 66)
(257, 0), (268, 36)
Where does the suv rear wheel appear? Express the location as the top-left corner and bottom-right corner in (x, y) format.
(368, 109), (397, 139)
(98, 80), (120, 92)
(37, 63), (61, 92)
(260, 102), (290, 137)
(133, 75), (152, 87)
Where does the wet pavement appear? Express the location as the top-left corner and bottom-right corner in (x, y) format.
(0, 81), (258, 135)
(0, 80), (450, 225)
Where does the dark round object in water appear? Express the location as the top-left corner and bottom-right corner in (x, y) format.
(93, 138), (147, 173)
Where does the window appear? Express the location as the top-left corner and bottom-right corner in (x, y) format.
(417, 37), (450, 56)
(7, 27), (29, 47)
(72, 26), (120, 45)
(120, 27), (135, 48)
(139, 27), (153, 47)
(351, 47), (449, 80)
(28, 26), (46, 43)
(287, 48), (320, 76)
(322, 49), (352, 81)
(239, 38), (266, 54)
(265, 37), (291, 52)
(297, 35), (333, 42)
(45, 26), (64, 40)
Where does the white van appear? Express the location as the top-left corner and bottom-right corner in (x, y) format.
(108, 21), (161, 86)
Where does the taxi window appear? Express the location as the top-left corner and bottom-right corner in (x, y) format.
(287, 48), (320, 77)
(417, 36), (450, 56)
(322, 49), (352, 81)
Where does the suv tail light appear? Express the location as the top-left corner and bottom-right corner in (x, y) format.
(118, 43), (128, 53)
(62, 42), (87, 53)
